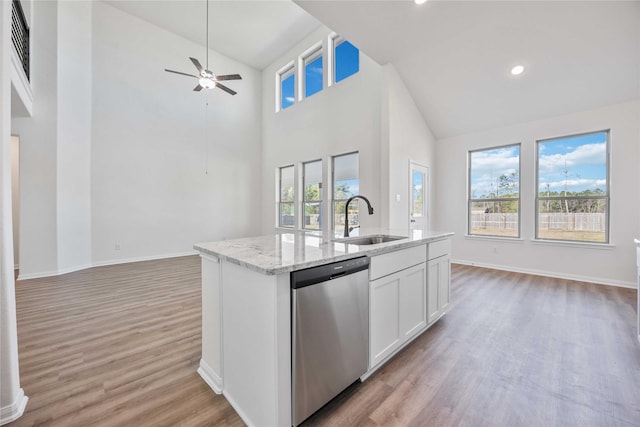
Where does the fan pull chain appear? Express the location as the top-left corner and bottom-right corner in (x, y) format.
(204, 94), (209, 175)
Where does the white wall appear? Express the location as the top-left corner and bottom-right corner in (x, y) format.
(382, 64), (437, 232)
(435, 100), (640, 287)
(91, 2), (262, 264)
(12, 0), (59, 277)
(56, 0), (92, 273)
(261, 26), (383, 235)
(10, 136), (19, 268)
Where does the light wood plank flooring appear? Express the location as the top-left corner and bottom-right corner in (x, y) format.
(9, 259), (640, 426)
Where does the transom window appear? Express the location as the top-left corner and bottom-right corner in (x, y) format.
(276, 33), (359, 112)
(331, 35), (359, 85)
(276, 63), (295, 112)
(536, 131), (609, 243)
(468, 144), (521, 238)
(300, 43), (323, 100)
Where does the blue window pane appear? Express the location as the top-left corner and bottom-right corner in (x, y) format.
(281, 74), (295, 110)
(305, 56), (323, 98)
(335, 41), (359, 83)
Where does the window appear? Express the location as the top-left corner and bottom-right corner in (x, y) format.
(300, 43), (323, 99)
(278, 165), (295, 228)
(536, 131), (609, 243)
(276, 63), (295, 112)
(303, 160), (322, 230)
(332, 152), (359, 237)
(330, 34), (359, 85)
(468, 144), (521, 238)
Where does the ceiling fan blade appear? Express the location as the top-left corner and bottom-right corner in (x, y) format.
(194, 84), (203, 92)
(216, 83), (237, 96)
(165, 69), (199, 79)
(216, 74), (242, 81)
(190, 57), (204, 74)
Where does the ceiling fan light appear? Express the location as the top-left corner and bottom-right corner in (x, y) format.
(199, 78), (216, 89)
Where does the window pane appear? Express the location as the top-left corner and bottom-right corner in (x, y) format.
(470, 145), (520, 199)
(538, 132), (607, 195)
(335, 40), (359, 83)
(303, 160), (322, 230)
(333, 153), (359, 200)
(468, 144), (520, 238)
(470, 201), (519, 237)
(280, 166), (294, 202)
(305, 55), (323, 98)
(334, 201), (359, 237)
(537, 199), (607, 242)
(281, 73), (295, 110)
(536, 131), (609, 243)
(412, 171), (425, 217)
(304, 202), (322, 230)
(279, 202), (295, 228)
(303, 161), (322, 202)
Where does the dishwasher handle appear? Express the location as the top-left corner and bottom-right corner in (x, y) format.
(291, 257), (369, 289)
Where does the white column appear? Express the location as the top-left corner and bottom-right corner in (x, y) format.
(0, 0), (28, 424)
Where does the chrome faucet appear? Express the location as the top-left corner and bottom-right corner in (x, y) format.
(344, 195), (374, 237)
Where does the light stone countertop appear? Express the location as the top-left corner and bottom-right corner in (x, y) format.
(194, 228), (454, 275)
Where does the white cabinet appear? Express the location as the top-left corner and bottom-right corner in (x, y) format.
(369, 259), (427, 369)
(427, 255), (450, 324)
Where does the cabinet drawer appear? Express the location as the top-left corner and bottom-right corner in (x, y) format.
(370, 245), (427, 281)
(428, 238), (451, 260)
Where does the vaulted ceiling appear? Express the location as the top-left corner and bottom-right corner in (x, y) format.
(296, 0), (640, 138)
(105, 0), (640, 139)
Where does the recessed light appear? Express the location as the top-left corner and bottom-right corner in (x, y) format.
(511, 65), (525, 76)
(415, 0), (428, 4)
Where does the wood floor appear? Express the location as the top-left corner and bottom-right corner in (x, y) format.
(9, 259), (640, 426)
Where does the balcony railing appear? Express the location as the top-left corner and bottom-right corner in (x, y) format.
(11, 0), (29, 80)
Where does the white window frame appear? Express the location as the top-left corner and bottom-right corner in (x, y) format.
(331, 151), (359, 237)
(328, 32), (359, 87)
(277, 165), (296, 228)
(534, 130), (610, 244)
(467, 143), (521, 239)
(302, 159), (323, 231)
(275, 61), (295, 113)
(297, 41), (324, 102)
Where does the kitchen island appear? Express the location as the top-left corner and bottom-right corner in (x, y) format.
(194, 228), (453, 427)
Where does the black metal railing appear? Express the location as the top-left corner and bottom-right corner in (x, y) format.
(11, 0), (29, 80)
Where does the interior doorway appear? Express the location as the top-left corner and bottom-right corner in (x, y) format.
(11, 135), (19, 272)
(409, 162), (428, 233)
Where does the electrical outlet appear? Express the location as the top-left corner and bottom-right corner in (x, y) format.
(115, 244), (121, 251)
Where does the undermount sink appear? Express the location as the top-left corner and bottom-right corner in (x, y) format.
(335, 234), (407, 246)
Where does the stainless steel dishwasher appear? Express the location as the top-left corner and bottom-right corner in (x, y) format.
(291, 256), (369, 426)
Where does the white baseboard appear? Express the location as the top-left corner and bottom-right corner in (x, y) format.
(0, 388), (28, 426)
(17, 251), (198, 281)
(91, 251), (197, 268)
(197, 359), (222, 394)
(452, 259), (636, 289)
(223, 390), (258, 427)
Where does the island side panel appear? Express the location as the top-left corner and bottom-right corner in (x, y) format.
(222, 261), (291, 427)
(198, 254), (223, 393)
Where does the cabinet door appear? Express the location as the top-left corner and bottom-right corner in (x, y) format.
(370, 273), (401, 368)
(427, 255), (451, 324)
(438, 256), (451, 313)
(399, 263), (427, 341)
(427, 258), (441, 324)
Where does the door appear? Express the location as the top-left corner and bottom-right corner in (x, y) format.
(410, 162), (429, 233)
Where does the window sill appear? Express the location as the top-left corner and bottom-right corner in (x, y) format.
(464, 235), (524, 244)
(530, 239), (615, 250)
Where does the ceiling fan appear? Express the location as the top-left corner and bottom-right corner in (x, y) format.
(164, 0), (242, 95)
